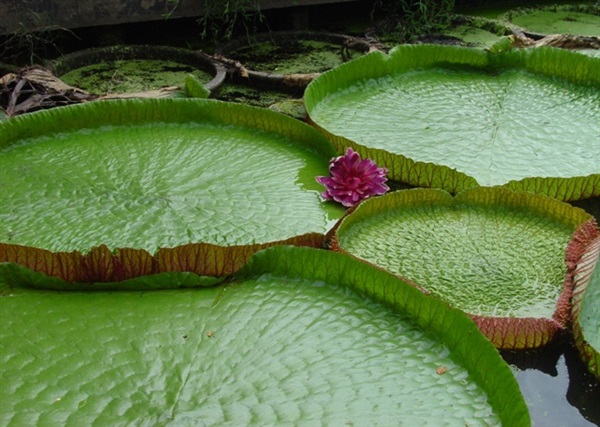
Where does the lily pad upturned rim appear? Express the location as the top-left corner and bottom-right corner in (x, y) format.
(0, 246), (530, 425)
(568, 221), (600, 379)
(305, 44), (600, 201)
(0, 233), (325, 286)
(0, 97), (337, 160)
(326, 186), (595, 349)
(0, 98), (342, 282)
(234, 246), (531, 426)
(46, 44), (227, 94)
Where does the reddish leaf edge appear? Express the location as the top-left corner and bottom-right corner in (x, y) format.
(468, 218), (600, 350)
(324, 191), (600, 350)
(0, 233), (325, 286)
(326, 231), (567, 350)
(566, 219), (600, 379)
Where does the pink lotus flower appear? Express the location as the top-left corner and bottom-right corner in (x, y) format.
(316, 148), (389, 207)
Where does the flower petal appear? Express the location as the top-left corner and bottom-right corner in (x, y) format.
(316, 148), (389, 207)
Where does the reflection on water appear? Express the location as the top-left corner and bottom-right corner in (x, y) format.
(501, 337), (600, 426)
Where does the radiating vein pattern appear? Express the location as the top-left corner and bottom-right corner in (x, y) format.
(310, 68), (600, 186)
(338, 204), (573, 318)
(0, 122), (343, 252)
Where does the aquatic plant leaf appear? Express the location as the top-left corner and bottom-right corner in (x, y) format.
(0, 246), (530, 426)
(0, 233), (325, 285)
(568, 222), (600, 379)
(506, 174), (600, 202)
(305, 45), (600, 200)
(501, 4), (600, 37)
(441, 16), (511, 50)
(0, 98), (344, 270)
(184, 74), (211, 98)
(327, 187), (595, 349)
(0, 263), (222, 290)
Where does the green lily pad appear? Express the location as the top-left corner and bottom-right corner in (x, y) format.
(327, 187), (595, 349)
(442, 16), (512, 49)
(184, 74), (211, 98)
(569, 223), (600, 380)
(0, 98), (344, 254)
(501, 4), (600, 37)
(0, 246), (530, 426)
(305, 44), (600, 200)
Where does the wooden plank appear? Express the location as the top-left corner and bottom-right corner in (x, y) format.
(0, 0), (358, 35)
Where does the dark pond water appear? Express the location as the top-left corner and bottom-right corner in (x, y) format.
(514, 198), (599, 427)
(502, 338), (600, 426)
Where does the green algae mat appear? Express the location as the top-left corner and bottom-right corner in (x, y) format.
(0, 246), (531, 426)
(218, 33), (364, 75)
(59, 59), (213, 94)
(305, 45), (600, 200)
(0, 99), (344, 254)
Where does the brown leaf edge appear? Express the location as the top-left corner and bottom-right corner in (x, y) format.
(327, 231), (562, 349)
(326, 207), (600, 349)
(567, 219), (600, 379)
(0, 233), (325, 284)
(470, 218), (600, 349)
(468, 316), (562, 350)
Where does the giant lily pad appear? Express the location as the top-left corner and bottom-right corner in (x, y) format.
(568, 222), (600, 380)
(501, 4), (600, 38)
(305, 44), (600, 200)
(0, 99), (344, 259)
(0, 246), (530, 426)
(327, 187), (596, 349)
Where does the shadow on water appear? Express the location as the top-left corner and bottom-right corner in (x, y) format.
(501, 337), (600, 426)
